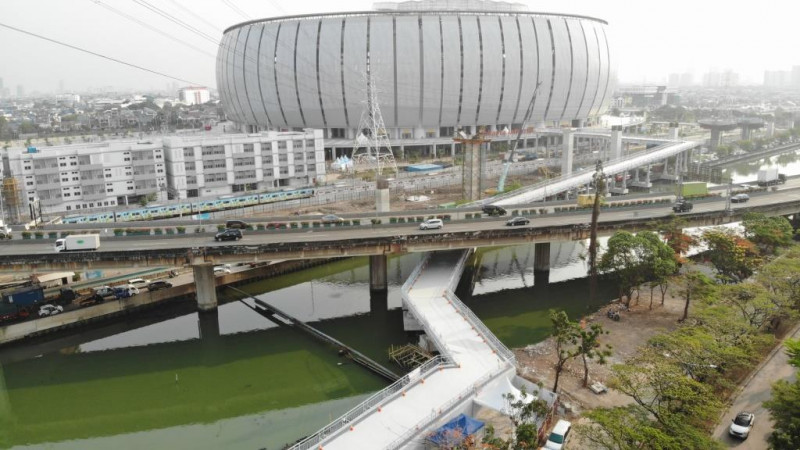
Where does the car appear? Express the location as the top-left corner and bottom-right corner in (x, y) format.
(731, 193), (750, 203)
(215, 229), (243, 241)
(672, 200), (693, 213)
(225, 220), (248, 229)
(38, 304), (64, 317)
(93, 285), (116, 298)
(147, 280), (173, 291)
(214, 266), (232, 275)
(544, 419), (571, 449)
(321, 214), (344, 224)
(506, 216), (530, 226)
(128, 278), (150, 288)
(482, 205), (507, 216)
(419, 218), (444, 230)
(113, 285), (140, 299)
(729, 412), (754, 439)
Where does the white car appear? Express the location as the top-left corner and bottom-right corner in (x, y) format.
(419, 219), (444, 230)
(729, 412), (754, 440)
(214, 266), (232, 275)
(128, 278), (151, 288)
(544, 419), (572, 450)
(38, 304), (64, 317)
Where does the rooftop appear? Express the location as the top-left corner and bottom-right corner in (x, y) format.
(373, 0), (527, 12)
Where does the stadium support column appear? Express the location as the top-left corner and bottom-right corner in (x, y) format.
(455, 135), (488, 202)
(376, 176), (390, 213)
(669, 122), (679, 140)
(369, 254), (388, 292)
(533, 242), (550, 286)
(611, 125), (623, 160)
(561, 128), (574, 176)
(193, 263), (217, 311)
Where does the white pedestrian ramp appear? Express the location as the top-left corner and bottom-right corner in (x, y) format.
(290, 250), (520, 449)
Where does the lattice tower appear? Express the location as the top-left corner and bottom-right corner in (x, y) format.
(352, 73), (397, 175)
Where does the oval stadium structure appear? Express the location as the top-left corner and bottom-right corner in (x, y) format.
(217, 0), (615, 139)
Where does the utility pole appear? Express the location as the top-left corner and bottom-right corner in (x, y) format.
(589, 160), (605, 303)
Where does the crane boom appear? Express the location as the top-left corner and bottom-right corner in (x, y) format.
(497, 82), (541, 193)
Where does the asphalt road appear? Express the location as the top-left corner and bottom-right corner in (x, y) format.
(2, 186), (800, 258)
(713, 326), (800, 448)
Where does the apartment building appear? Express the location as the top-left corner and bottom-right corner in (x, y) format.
(2, 129), (325, 216)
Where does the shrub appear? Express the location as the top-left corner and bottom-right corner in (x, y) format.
(48, 232), (58, 239)
(257, 224), (266, 230)
(176, 226), (186, 234)
(165, 228), (175, 235)
(371, 218), (382, 225)
(21, 231), (31, 239)
(114, 229), (124, 236)
(217, 224), (226, 231)
(194, 227), (205, 233)
(154, 228), (163, 235)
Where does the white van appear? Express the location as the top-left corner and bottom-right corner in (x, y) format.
(419, 219), (443, 230)
(544, 419), (571, 450)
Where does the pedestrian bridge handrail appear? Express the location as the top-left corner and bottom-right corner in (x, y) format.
(384, 364), (510, 449)
(443, 290), (516, 363)
(290, 354), (455, 450)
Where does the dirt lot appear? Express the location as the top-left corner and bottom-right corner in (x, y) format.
(515, 289), (687, 414)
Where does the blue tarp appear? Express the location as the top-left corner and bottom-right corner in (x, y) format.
(426, 413), (485, 445)
(406, 163), (443, 172)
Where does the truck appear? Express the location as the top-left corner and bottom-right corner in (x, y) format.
(0, 220), (12, 239)
(0, 285), (46, 322)
(577, 194), (606, 208)
(676, 182), (708, 199)
(672, 200), (694, 213)
(757, 168), (786, 187)
(54, 234), (100, 252)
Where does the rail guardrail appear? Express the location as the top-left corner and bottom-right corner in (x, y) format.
(289, 354), (455, 450)
(444, 290), (516, 364)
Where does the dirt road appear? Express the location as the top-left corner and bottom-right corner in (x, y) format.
(712, 326), (800, 448)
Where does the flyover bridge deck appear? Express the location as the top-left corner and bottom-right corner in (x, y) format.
(294, 250), (514, 449)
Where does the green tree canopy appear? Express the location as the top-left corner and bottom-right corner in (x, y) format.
(765, 338), (800, 450)
(701, 229), (762, 283)
(742, 212), (794, 254)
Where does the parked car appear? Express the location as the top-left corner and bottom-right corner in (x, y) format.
(729, 412), (754, 440)
(544, 419), (572, 450)
(321, 214), (344, 224)
(506, 217), (530, 226)
(38, 304), (64, 317)
(128, 278), (150, 289)
(482, 205), (507, 216)
(113, 285), (140, 299)
(215, 229), (243, 241)
(419, 218), (444, 230)
(731, 193), (750, 203)
(147, 280), (173, 291)
(93, 285), (115, 298)
(672, 200), (693, 213)
(225, 220), (248, 229)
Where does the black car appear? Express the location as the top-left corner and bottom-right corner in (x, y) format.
(147, 280), (173, 291)
(506, 217), (530, 226)
(215, 229), (243, 241)
(225, 220), (248, 229)
(672, 201), (693, 213)
(482, 205), (507, 216)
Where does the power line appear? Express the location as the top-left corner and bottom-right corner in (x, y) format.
(222, 0), (251, 20)
(0, 21), (203, 85)
(133, 0), (219, 45)
(166, 0), (223, 34)
(90, 0), (217, 58)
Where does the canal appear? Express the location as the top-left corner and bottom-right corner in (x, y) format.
(0, 241), (617, 449)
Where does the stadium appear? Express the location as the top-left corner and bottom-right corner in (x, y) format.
(217, 0), (615, 143)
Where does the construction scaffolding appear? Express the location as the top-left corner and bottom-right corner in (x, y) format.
(388, 343), (433, 370)
(1, 177), (23, 224)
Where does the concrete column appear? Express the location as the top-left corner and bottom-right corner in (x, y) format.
(645, 164), (651, 184)
(741, 126), (752, 141)
(533, 242), (550, 286)
(450, 143), (456, 157)
(370, 290), (388, 316)
(197, 308), (220, 340)
(369, 254), (388, 292)
(669, 122), (679, 140)
(399, 145), (405, 160)
(709, 128), (722, 153)
(193, 263), (217, 311)
(767, 122), (775, 137)
(561, 128), (574, 176)
(431, 144), (437, 159)
(376, 176), (390, 212)
(610, 126), (623, 160)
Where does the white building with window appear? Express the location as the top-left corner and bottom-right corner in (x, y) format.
(178, 86), (211, 106)
(1, 129), (324, 216)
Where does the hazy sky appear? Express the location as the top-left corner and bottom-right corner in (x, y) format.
(1, 0), (798, 94)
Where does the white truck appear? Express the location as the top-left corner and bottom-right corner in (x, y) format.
(757, 168), (786, 187)
(54, 234), (101, 252)
(0, 220), (11, 239)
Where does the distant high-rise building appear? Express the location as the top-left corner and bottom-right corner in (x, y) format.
(668, 73), (680, 87)
(764, 70), (792, 87)
(793, 66), (800, 87)
(16, 85), (24, 98)
(679, 72), (693, 87)
(178, 86), (210, 106)
(59, 79), (64, 94)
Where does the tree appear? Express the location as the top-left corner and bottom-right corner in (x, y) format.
(577, 322), (612, 387)
(579, 405), (684, 450)
(702, 229), (762, 283)
(756, 251), (800, 309)
(588, 161), (605, 302)
(673, 265), (715, 322)
(765, 339), (800, 450)
(742, 212), (793, 254)
(599, 231), (648, 305)
(656, 215), (696, 264)
(550, 310), (580, 392)
(719, 283), (775, 329)
(639, 231), (680, 307)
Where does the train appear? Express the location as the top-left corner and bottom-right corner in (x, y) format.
(60, 187), (316, 224)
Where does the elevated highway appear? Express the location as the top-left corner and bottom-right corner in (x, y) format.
(2, 188), (800, 271)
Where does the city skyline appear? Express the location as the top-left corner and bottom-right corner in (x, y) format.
(1, 0), (799, 94)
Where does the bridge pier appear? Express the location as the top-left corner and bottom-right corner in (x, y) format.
(709, 128), (722, 153)
(533, 242), (550, 286)
(561, 128), (574, 176)
(791, 214), (800, 231)
(369, 254), (388, 292)
(611, 126), (623, 160)
(376, 176), (390, 212)
(193, 263), (218, 311)
(197, 308), (220, 340)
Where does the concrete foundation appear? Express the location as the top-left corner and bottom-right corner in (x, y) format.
(561, 129), (574, 175)
(376, 176), (390, 213)
(369, 254), (388, 292)
(193, 263), (218, 311)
